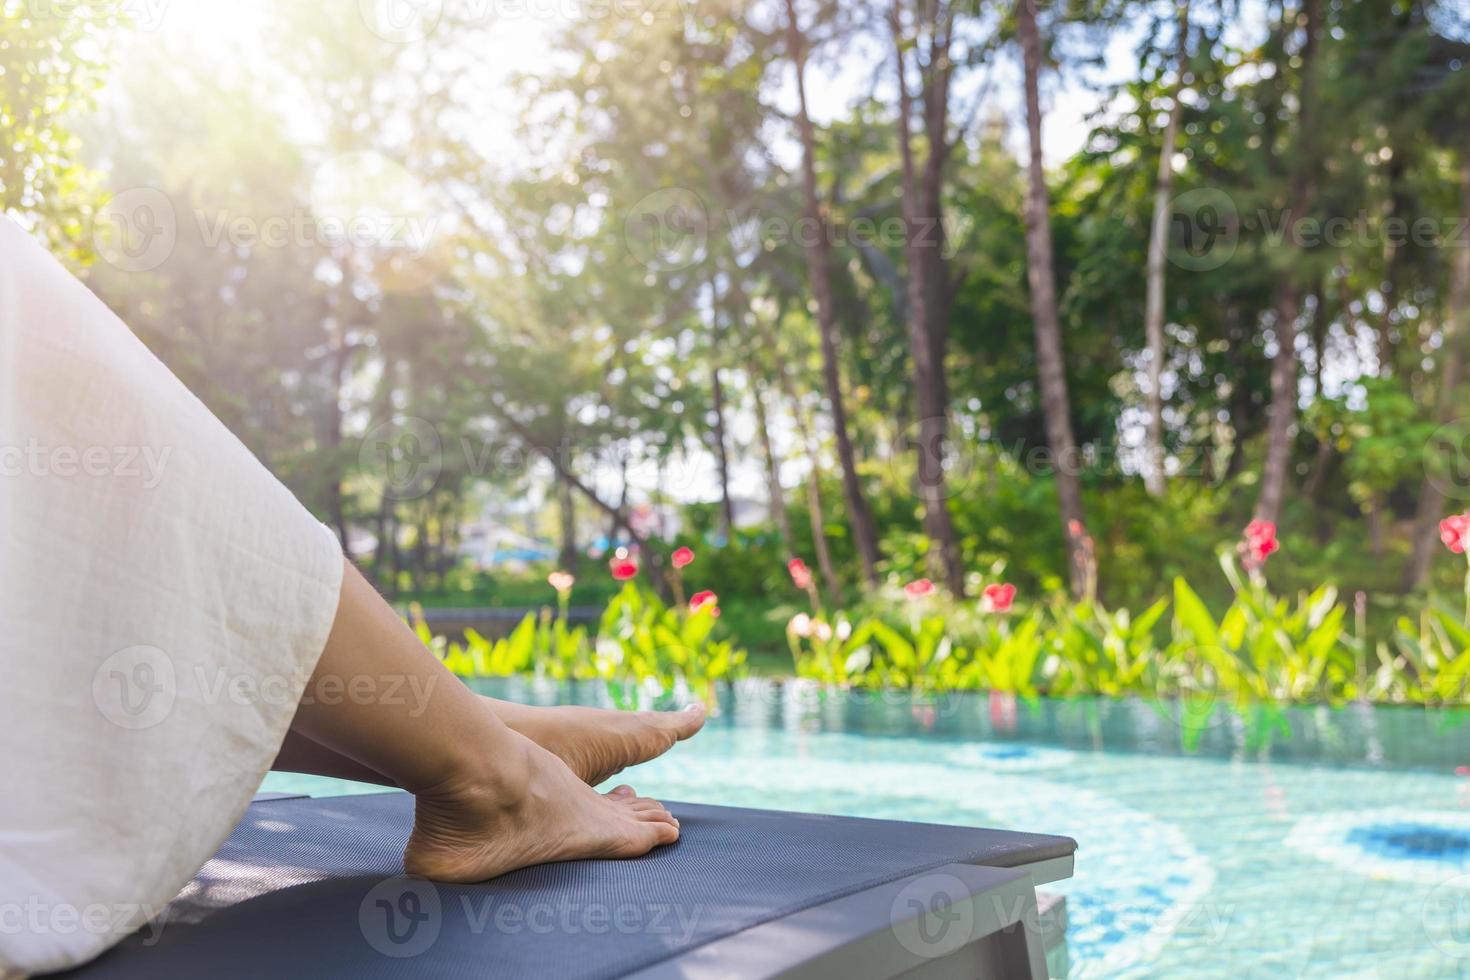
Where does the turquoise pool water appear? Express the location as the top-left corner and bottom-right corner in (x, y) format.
(260, 682), (1470, 978)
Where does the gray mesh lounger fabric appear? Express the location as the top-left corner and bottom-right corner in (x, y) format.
(58, 793), (1076, 979)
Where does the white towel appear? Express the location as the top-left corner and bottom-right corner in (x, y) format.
(0, 218), (344, 976)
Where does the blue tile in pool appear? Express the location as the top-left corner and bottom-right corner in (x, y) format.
(1346, 822), (1470, 863)
(984, 745), (1030, 760)
(1289, 808), (1470, 886)
(948, 742), (1076, 772)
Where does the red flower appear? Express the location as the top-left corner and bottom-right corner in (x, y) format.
(689, 590), (720, 617)
(672, 546), (695, 569)
(1441, 515), (1470, 555)
(610, 558), (639, 581)
(982, 582), (1017, 613)
(904, 578), (935, 600)
(1242, 520), (1279, 565)
(787, 558), (813, 590)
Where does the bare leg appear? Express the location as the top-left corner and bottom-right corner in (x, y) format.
(273, 729), (397, 786)
(287, 560), (680, 882)
(277, 699), (706, 789)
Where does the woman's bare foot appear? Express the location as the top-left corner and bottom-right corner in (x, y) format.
(404, 732), (680, 883)
(492, 700), (707, 786)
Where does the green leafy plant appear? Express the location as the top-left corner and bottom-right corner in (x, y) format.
(595, 582), (745, 701)
(422, 580), (746, 700)
(421, 526), (1470, 717)
(1385, 603), (1470, 705)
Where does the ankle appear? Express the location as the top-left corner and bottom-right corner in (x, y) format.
(412, 728), (534, 812)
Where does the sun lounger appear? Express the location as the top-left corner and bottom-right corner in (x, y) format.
(59, 792), (1076, 979)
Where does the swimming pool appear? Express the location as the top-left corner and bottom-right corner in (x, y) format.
(260, 681), (1470, 977)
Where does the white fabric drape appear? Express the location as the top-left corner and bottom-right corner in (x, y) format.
(0, 218), (344, 977)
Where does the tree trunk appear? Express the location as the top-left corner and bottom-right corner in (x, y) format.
(752, 377), (797, 553)
(706, 275), (738, 541)
(1301, 433), (1334, 505)
(1256, 284), (1301, 526)
(1366, 494), (1385, 560)
(1221, 303), (1254, 480)
(1143, 0), (1190, 497)
(710, 364), (737, 541)
(1255, 0), (1321, 527)
(754, 297), (843, 606)
(784, 0), (882, 590)
(372, 354), (398, 586)
(608, 451), (630, 545)
(1378, 150), (1407, 377)
(1308, 282), (1327, 399)
(557, 467), (578, 572)
(891, 0), (965, 595)
(1016, 0), (1088, 595)
(411, 515), (429, 583)
(781, 406), (845, 607)
(1402, 148), (1470, 590)
(326, 334), (353, 559)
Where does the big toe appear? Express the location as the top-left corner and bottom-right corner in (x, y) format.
(653, 703), (706, 742)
